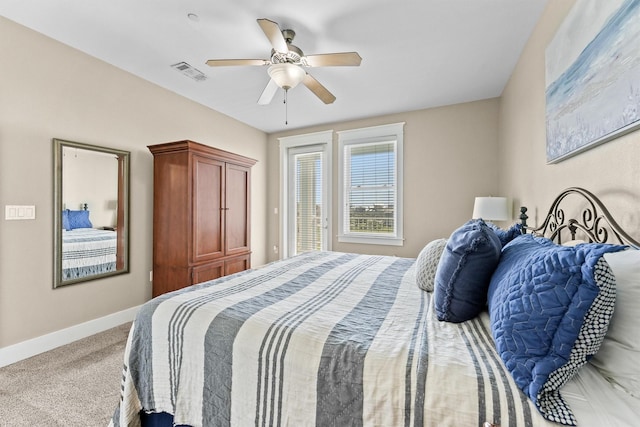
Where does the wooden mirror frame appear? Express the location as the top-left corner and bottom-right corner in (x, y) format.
(53, 138), (130, 288)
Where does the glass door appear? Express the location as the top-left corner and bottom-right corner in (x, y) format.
(285, 144), (330, 257)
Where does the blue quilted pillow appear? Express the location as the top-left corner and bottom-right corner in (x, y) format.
(434, 219), (502, 322)
(67, 209), (93, 229)
(488, 234), (625, 425)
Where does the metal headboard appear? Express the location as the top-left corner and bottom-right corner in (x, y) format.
(519, 187), (640, 249)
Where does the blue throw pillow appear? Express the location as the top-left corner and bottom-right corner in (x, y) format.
(486, 222), (522, 246)
(487, 234), (625, 425)
(434, 219), (502, 322)
(67, 209), (93, 229)
(62, 209), (71, 231)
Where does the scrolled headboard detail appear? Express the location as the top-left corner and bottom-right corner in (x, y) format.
(522, 187), (639, 248)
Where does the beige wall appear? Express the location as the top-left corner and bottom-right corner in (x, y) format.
(63, 148), (119, 227)
(4, 0), (639, 351)
(0, 17), (268, 348)
(266, 98), (501, 262)
(498, 0), (640, 240)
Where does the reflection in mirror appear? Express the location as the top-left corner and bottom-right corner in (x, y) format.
(53, 139), (130, 288)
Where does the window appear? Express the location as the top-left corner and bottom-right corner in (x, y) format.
(338, 123), (404, 246)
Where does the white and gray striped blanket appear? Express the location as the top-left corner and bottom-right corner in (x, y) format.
(62, 228), (116, 280)
(111, 251), (554, 427)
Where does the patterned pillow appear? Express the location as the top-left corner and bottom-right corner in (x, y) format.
(434, 219), (502, 323)
(487, 234), (625, 425)
(415, 238), (447, 292)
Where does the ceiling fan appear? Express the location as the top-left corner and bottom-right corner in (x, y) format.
(205, 18), (362, 105)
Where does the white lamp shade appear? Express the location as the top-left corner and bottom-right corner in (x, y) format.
(267, 63), (306, 90)
(472, 197), (509, 221)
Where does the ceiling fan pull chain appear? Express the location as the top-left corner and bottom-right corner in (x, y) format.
(284, 89), (289, 125)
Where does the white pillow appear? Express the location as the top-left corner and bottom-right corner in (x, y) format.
(415, 238), (447, 292)
(590, 249), (640, 398)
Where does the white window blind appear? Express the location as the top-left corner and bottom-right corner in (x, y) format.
(295, 151), (323, 253)
(343, 142), (396, 236)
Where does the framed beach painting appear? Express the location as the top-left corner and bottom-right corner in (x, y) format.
(545, 0), (640, 163)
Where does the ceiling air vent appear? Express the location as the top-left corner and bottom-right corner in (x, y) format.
(171, 62), (208, 82)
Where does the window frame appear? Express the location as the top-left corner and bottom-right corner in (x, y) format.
(337, 122), (404, 246)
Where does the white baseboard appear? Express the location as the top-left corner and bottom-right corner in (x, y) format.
(0, 305), (140, 368)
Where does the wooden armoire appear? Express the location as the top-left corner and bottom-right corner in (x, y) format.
(148, 140), (256, 297)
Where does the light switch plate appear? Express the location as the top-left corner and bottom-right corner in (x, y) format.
(5, 205), (36, 220)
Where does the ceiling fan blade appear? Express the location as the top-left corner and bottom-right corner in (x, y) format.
(257, 79), (279, 105)
(257, 18), (289, 53)
(206, 59), (269, 67)
(304, 52), (362, 67)
(302, 74), (336, 104)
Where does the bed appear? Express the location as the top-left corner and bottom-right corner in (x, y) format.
(61, 208), (117, 280)
(110, 187), (640, 427)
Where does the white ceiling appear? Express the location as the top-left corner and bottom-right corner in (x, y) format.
(0, 0), (548, 134)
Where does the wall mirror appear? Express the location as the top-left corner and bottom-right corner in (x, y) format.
(53, 138), (130, 288)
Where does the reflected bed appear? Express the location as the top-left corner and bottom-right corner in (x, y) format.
(62, 228), (116, 280)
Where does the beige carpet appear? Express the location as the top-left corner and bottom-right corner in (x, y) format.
(0, 322), (131, 427)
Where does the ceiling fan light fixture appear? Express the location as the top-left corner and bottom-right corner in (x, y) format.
(268, 63), (305, 90)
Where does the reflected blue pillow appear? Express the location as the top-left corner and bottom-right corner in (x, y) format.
(62, 209), (71, 231)
(434, 219), (502, 322)
(67, 209), (92, 229)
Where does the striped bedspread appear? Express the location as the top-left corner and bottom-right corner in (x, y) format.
(62, 228), (116, 279)
(111, 251), (554, 427)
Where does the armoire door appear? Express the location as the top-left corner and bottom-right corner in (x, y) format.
(225, 254), (250, 275)
(192, 154), (225, 262)
(192, 260), (224, 284)
(225, 163), (251, 256)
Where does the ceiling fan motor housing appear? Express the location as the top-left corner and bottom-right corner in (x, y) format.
(271, 44), (303, 64)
